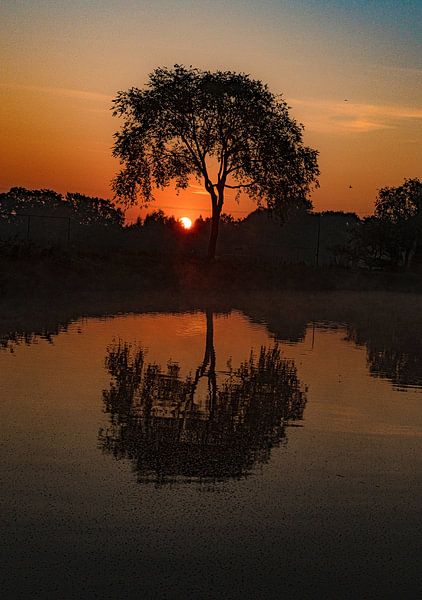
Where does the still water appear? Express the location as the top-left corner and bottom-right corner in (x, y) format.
(1, 293), (421, 599)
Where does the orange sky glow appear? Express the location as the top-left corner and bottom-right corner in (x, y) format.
(1, 1), (421, 222)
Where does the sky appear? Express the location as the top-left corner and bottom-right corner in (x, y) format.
(1, 0), (421, 221)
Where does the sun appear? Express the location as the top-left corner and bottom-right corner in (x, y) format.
(179, 216), (192, 230)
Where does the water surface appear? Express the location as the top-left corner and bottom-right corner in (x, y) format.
(1, 293), (421, 599)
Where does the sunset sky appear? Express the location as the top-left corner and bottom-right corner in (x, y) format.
(1, 0), (421, 221)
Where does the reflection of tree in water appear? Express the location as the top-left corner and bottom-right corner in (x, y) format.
(3, 292), (422, 390)
(346, 322), (422, 389)
(0, 327), (61, 350)
(244, 295), (422, 389)
(368, 348), (422, 388)
(99, 311), (307, 484)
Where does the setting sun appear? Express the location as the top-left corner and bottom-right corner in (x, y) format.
(179, 216), (192, 230)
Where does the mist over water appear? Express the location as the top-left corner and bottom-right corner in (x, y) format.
(1, 292), (421, 598)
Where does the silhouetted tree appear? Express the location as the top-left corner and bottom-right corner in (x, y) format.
(143, 209), (177, 229)
(0, 187), (124, 227)
(346, 216), (393, 269)
(0, 187), (66, 220)
(374, 178), (422, 269)
(65, 192), (124, 227)
(112, 65), (319, 259)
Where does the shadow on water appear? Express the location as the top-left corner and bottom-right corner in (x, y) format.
(98, 309), (307, 484)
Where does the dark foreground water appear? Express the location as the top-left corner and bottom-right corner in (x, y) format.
(1, 293), (421, 599)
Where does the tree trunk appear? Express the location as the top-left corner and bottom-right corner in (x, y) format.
(207, 209), (221, 261)
(189, 308), (216, 413)
(204, 308), (216, 374)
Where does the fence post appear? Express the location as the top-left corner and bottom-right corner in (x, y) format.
(26, 215), (31, 241)
(67, 217), (71, 248)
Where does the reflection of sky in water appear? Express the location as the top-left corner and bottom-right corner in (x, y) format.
(173, 312), (207, 338)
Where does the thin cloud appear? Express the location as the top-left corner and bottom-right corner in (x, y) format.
(290, 98), (422, 134)
(0, 82), (111, 103)
(374, 64), (422, 77)
(190, 184), (210, 196)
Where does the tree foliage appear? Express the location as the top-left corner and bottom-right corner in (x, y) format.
(334, 178), (422, 270)
(374, 178), (422, 268)
(0, 187), (64, 220)
(375, 178), (422, 223)
(112, 65), (319, 258)
(65, 192), (125, 227)
(0, 187), (124, 227)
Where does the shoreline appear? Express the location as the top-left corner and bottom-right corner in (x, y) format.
(2, 251), (422, 298)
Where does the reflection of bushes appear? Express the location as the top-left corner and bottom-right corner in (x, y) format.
(243, 292), (422, 389)
(347, 322), (422, 389)
(3, 291), (422, 390)
(367, 348), (421, 388)
(99, 341), (307, 484)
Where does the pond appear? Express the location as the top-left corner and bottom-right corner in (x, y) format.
(1, 292), (421, 599)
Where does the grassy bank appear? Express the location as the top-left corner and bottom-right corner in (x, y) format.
(1, 246), (422, 299)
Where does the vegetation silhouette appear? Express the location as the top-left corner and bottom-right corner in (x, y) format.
(0, 187), (124, 226)
(112, 65), (319, 260)
(0, 187), (124, 251)
(98, 309), (307, 484)
(337, 178), (422, 270)
(375, 178), (422, 269)
(3, 181), (422, 280)
(1, 186), (355, 266)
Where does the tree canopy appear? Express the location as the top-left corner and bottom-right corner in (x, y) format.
(374, 178), (422, 268)
(375, 178), (422, 223)
(0, 187), (124, 227)
(112, 65), (319, 258)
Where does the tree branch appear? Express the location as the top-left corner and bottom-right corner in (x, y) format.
(179, 132), (206, 178)
(225, 163), (243, 176)
(224, 182), (256, 189)
(189, 115), (208, 174)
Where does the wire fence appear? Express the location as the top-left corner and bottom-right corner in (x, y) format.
(0, 212), (349, 265)
(7, 213), (72, 246)
(0, 213), (124, 252)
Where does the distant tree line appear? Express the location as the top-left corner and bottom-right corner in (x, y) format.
(124, 177), (422, 271)
(0, 187), (126, 252)
(1, 179), (421, 271)
(0, 187), (124, 226)
(336, 178), (422, 270)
